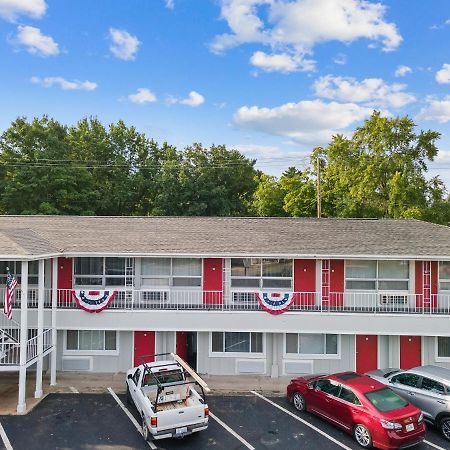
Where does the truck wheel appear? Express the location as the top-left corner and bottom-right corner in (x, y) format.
(440, 416), (450, 441)
(142, 417), (150, 442)
(126, 385), (132, 405)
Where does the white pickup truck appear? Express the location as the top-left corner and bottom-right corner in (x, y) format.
(126, 353), (209, 441)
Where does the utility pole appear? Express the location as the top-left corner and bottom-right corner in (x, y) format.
(317, 157), (321, 218)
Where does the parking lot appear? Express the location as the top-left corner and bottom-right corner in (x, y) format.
(0, 391), (449, 450)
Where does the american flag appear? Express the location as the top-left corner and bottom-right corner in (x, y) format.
(3, 268), (17, 320)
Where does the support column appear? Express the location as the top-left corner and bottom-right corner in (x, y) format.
(270, 333), (279, 378)
(17, 261), (28, 414)
(50, 258), (58, 386)
(35, 259), (44, 398)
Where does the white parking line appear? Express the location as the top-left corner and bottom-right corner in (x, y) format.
(69, 386), (79, 394)
(251, 391), (353, 450)
(423, 439), (447, 450)
(209, 411), (255, 450)
(0, 422), (13, 450)
(108, 387), (157, 450)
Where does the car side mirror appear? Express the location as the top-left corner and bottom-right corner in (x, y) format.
(127, 374), (133, 380)
(307, 383), (314, 390)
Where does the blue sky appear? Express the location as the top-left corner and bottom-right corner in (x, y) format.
(0, 0), (449, 186)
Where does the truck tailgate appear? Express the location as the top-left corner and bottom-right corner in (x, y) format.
(156, 403), (205, 431)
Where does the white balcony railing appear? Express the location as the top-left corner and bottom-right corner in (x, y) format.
(1, 288), (450, 315)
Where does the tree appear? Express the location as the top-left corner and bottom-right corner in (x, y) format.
(319, 112), (449, 221)
(280, 167), (316, 217)
(251, 174), (286, 217)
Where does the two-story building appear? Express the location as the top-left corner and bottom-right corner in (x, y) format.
(1, 216), (450, 413)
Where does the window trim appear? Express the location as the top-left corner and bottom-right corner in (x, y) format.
(345, 260), (410, 292)
(435, 336), (450, 362)
(283, 333), (341, 360)
(63, 330), (119, 356)
(230, 258), (293, 290)
(209, 332), (266, 358)
(438, 261), (450, 293)
(139, 257), (203, 290)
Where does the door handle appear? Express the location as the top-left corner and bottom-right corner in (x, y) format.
(437, 400), (446, 404)
(408, 392), (415, 396)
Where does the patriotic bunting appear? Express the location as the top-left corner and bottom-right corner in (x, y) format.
(72, 290), (117, 313)
(256, 291), (295, 315)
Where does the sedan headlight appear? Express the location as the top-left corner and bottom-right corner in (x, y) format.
(380, 419), (402, 430)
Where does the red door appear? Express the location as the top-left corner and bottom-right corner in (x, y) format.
(176, 331), (188, 361)
(356, 335), (378, 373)
(400, 336), (421, 369)
(133, 331), (155, 367)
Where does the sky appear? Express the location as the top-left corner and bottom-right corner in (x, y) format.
(0, 0), (449, 187)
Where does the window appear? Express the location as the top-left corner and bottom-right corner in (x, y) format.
(286, 333), (338, 356)
(314, 379), (341, 397)
(339, 386), (361, 405)
(141, 258), (201, 287)
(439, 262), (450, 291)
(365, 388), (408, 412)
(390, 373), (420, 387)
(211, 332), (263, 353)
(74, 257), (129, 287)
(66, 330), (117, 351)
(420, 377), (446, 395)
(231, 258), (292, 289)
(0, 260), (39, 285)
(345, 260), (409, 291)
(437, 337), (450, 358)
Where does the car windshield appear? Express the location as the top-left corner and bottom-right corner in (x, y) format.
(365, 388), (408, 412)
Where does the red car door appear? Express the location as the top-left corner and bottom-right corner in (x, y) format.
(309, 379), (341, 420)
(331, 385), (363, 431)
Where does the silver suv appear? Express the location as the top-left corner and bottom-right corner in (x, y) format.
(366, 365), (450, 440)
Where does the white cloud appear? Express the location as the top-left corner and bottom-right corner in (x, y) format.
(313, 75), (416, 109)
(109, 28), (140, 61)
(250, 50), (314, 73)
(234, 99), (373, 144)
(211, 0), (402, 72)
(127, 88), (157, 104)
(416, 96), (450, 123)
(31, 76), (97, 91)
(333, 53), (347, 65)
(0, 0), (46, 21)
(234, 143), (309, 161)
(14, 25), (59, 56)
(165, 0), (174, 9)
(168, 91), (205, 107)
(436, 64), (450, 84)
(394, 65), (412, 77)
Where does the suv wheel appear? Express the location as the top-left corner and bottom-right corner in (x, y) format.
(441, 416), (450, 441)
(292, 392), (306, 412)
(353, 424), (372, 448)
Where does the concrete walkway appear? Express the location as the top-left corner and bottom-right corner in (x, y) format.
(0, 371), (291, 415)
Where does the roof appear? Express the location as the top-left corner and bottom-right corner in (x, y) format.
(0, 215), (449, 259)
(330, 372), (385, 394)
(408, 365), (450, 382)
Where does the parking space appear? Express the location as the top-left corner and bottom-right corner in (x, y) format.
(0, 392), (448, 450)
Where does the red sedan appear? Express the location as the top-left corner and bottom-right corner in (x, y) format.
(287, 372), (426, 449)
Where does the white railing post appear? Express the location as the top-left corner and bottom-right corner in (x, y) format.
(34, 259), (45, 398)
(17, 260), (28, 414)
(50, 258), (58, 386)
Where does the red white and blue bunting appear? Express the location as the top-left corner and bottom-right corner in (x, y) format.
(72, 290), (117, 313)
(256, 292), (295, 315)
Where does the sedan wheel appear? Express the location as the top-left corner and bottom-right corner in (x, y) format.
(441, 417), (450, 441)
(292, 392), (306, 412)
(142, 417), (150, 442)
(353, 424), (372, 448)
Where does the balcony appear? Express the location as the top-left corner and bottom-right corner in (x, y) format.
(4, 288), (450, 316)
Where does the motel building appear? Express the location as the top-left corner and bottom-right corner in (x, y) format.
(1, 215), (450, 413)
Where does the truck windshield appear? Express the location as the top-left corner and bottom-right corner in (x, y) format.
(143, 369), (184, 386)
(365, 388), (408, 412)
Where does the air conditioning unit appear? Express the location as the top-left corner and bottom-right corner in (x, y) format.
(379, 293), (408, 305)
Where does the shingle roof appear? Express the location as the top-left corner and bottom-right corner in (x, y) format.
(0, 216), (449, 259)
